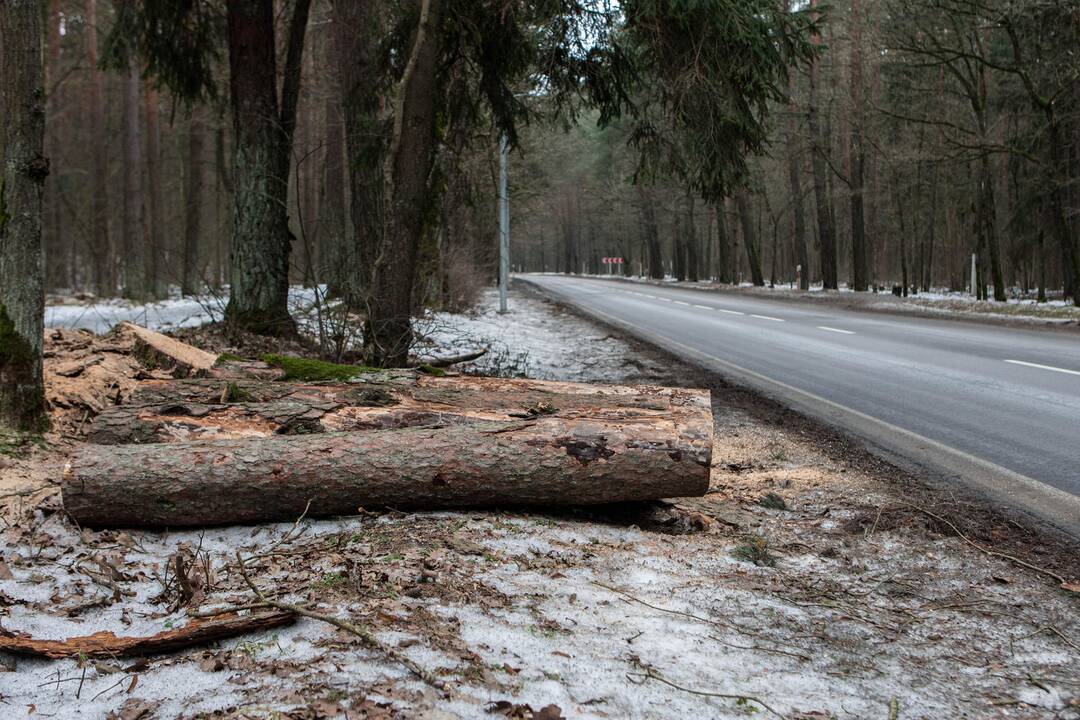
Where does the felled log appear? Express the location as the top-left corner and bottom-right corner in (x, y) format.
(64, 386), (714, 527)
(121, 322), (219, 378)
(0, 609), (295, 659)
(88, 374), (699, 444)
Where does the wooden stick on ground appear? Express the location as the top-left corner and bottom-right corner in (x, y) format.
(0, 609), (295, 659)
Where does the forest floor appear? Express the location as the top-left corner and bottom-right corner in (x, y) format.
(2, 287), (1079, 719)
(570, 274), (1080, 328)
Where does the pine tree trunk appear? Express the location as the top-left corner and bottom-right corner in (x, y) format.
(366, 0), (442, 366)
(736, 193), (765, 286)
(0, 0), (48, 431)
(807, 0), (837, 290)
(320, 19), (348, 297)
(85, 0), (112, 297)
(224, 0), (311, 336)
(120, 67), (143, 299)
(143, 81), (163, 300)
(44, 0), (63, 289)
(848, 0), (868, 292)
(714, 202), (730, 283)
(685, 194), (699, 282)
(332, 0), (387, 306)
(639, 187), (664, 279)
(182, 107), (206, 296)
(787, 130), (809, 290)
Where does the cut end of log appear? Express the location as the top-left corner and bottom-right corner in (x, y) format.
(121, 322), (219, 378)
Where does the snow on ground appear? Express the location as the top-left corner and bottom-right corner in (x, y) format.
(9, 285), (1080, 719)
(416, 287), (667, 383)
(45, 286), (323, 334)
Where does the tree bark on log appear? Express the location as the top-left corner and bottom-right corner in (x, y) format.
(64, 415), (712, 528)
(92, 374), (702, 444)
(65, 376), (713, 528)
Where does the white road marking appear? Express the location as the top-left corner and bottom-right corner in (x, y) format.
(693, 304), (712, 310)
(715, 308), (744, 316)
(1004, 359), (1080, 377)
(657, 297), (671, 302)
(673, 300), (691, 306)
(751, 314), (785, 322)
(818, 326), (855, 335)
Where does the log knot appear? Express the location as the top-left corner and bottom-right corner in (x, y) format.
(556, 437), (615, 465)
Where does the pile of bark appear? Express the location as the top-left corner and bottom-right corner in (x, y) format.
(62, 325), (715, 528)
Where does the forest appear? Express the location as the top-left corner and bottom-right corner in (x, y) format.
(2, 0), (1080, 431)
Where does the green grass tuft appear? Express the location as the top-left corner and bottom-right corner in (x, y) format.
(417, 363), (446, 376)
(222, 382), (252, 403)
(262, 354), (378, 381)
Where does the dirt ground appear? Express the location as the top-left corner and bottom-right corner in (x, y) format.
(1, 290), (1078, 719)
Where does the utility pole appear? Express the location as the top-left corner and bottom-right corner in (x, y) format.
(499, 134), (510, 314)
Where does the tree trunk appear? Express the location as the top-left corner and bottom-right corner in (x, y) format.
(807, 0), (837, 290)
(332, 0), (387, 305)
(787, 130), (809, 290)
(685, 194), (699, 282)
(85, 0), (112, 297)
(143, 81), (163, 300)
(120, 67), (143, 299)
(848, 0), (868, 292)
(714, 202), (730, 283)
(182, 106), (206, 296)
(736, 193), (765, 286)
(224, 0), (311, 336)
(365, 0), (442, 366)
(44, 0), (63, 289)
(320, 19), (348, 298)
(639, 186), (664, 279)
(977, 152), (1006, 301)
(0, 0), (48, 431)
(65, 376), (713, 528)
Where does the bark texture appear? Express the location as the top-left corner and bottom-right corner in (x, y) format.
(807, 0), (837, 290)
(90, 374), (706, 444)
(66, 376), (713, 527)
(332, 0), (387, 304)
(736, 193), (765, 286)
(0, 0), (48, 431)
(365, 0), (443, 366)
(182, 106), (206, 296)
(223, 0), (311, 335)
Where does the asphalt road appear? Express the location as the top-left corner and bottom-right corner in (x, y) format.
(521, 274), (1080, 537)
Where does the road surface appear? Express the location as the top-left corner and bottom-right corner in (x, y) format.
(521, 274), (1080, 537)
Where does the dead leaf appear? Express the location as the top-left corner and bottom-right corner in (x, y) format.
(0, 559), (13, 580)
(1062, 581), (1080, 594)
(534, 706), (565, 720)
